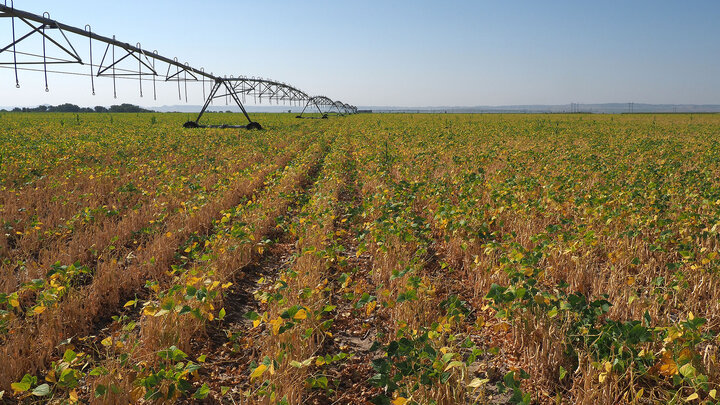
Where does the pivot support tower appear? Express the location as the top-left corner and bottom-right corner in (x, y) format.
(0, 3), (356, 129)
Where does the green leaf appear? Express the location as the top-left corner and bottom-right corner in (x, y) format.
(31, 384), (51, 397)
(559, 366), (567, 380)
(10, 382), (30, 393)
(63, 349), (77, 363)
(94, 384), (107, 397)
(194, 383), (210, 399)
(89, 367), (109, 377)
(679, 363), (696, 378)
(218, 308), (226, 320)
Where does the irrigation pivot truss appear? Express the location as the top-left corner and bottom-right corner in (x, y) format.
(296, 96), (358, 119)
(0, 3), (356, 129)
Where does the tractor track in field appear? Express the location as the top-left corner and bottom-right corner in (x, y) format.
(189, 235), (297, 401)
(303, 152), (386, 405)
(183, 147), (328, 403)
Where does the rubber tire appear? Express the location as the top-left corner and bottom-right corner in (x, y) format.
(246, 122), (263, 130)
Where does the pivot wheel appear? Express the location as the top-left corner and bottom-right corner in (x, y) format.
(246, 122), (263, 130)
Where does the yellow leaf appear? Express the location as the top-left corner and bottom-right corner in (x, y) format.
(709, 389), (716, 399)
(664, 328), (683, 343)
(366, 301), (378, 316)
(493, 323), (509, 332)
(252, 319), (261, 328)
(294, 309), (307, 320)
(685, 393), (698, 402)
(250, 364), (267, 379)
(101, 337), (112, 347)
(69, 389), (79, 403)
(468, 378), (489, 388)
(269, 318), (283, 335)
(626, 276), (635, 286)
(166, 232), (172, 237)
(598, 372), (607, 383)
(45, 370), (56, 383)
(635, 388), (644, 401)
(11, 382), (28, 394)
(123, 300), (136, 308)
(143, 306), (158, 316)
(678, 348), (694, 363)
(444, 361), (464, 372)
(222, 282), (233, 289)
(9, 298), (19, 308)
(33, 305), (46, 315)
(392, 398), (408, 405)
(658, 351), (678, 376)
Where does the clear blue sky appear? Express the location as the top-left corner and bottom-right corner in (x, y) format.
(1, 0), (719, 107)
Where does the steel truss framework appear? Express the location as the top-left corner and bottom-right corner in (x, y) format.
(0, 3), (356, 129)
(296, 96), (358, 119)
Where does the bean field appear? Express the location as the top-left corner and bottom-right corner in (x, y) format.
(1, 112), (720, 404)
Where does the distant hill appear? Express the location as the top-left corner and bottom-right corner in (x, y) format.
(364, 103), (720, 114)
(0, 103), (153, 113)
(3, 103), (720, 114)
(153, 103), (720, 114)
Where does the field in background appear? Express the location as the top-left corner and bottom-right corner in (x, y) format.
(1, 112), (719, 404)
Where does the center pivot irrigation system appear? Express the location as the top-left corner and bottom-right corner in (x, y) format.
(0, 3), (357, 129)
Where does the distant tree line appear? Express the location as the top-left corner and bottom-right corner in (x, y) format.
(1, 103), (152, 113)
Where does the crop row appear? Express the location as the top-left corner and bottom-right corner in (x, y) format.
(0, 115), (313, 390)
